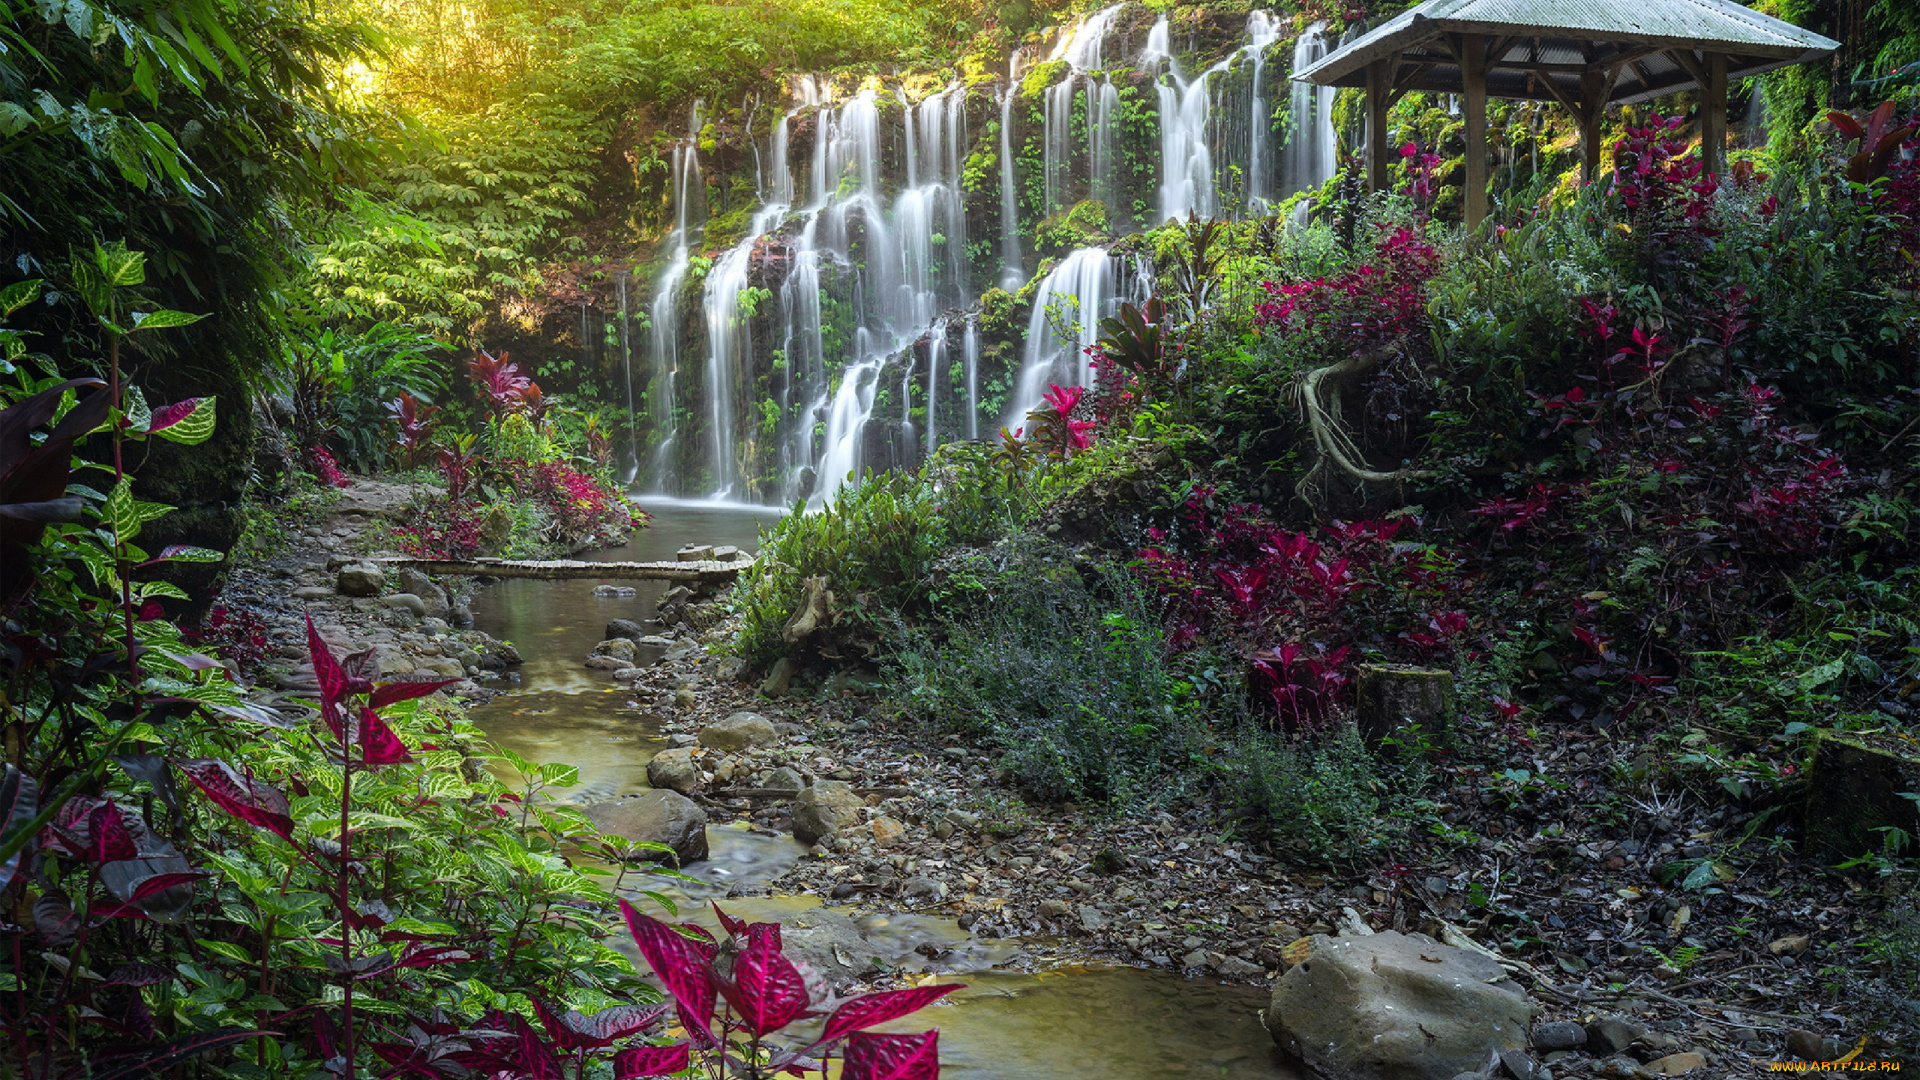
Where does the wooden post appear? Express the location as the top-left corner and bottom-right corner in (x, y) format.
(1365, 59), (1392, 193)
(1461, 34), (1488, 229)
(1578, 69), (1606, 181)
(1702, 51), (1728, 178)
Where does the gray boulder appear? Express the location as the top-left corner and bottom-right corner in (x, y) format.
(397, 568), (451, 620)
(633, 635), (675, 666)
(762, 766), (804, 791)
(381, 593), (426, 617)
(1266, 931), (1536, 1080)
(581, 791), (708, 864)
(336, 562), (385, 597)
(646, 748), (703, 795)
(606, 619), (647, 641)
(779, 907), (884, 995)
(592, 638), (639, 662)
(791, 780), (863, 845)
(698, 711), (777, 752)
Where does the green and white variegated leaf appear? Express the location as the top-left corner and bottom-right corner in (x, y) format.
(151, 544), (224, 564)
(128, 308), (205, 331)
(121, 385), (152, 434)
(0, 278), (41, 317)
(132, 579), (189, 601)
(99, 477), (172, 543)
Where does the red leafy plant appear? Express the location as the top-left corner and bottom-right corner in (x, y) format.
(386, 392), (441, 468)
(619, 898), (958, 1078)
(1020, 383), (1097, 459)
(468, 349), (540, 418)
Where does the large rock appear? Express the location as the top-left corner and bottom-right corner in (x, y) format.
(606, 619), (647, 641)
(791, 780), (864, 845)
(581, 791), (709, 864)
(779, 907), (885, 994)
(1266, 931), (1536, 1080)
(646, 748), (703, 795)
(698, 711), (777, 752)
(397, 568), (451, 620)
(336, 562), (386, 597)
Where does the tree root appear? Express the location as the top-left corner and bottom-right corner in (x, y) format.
(1285, 341), (1432, 506)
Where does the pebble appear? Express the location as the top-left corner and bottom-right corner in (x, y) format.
(1532, 1021), (1587, 1051)
(1642, 1052), (1706, 1076)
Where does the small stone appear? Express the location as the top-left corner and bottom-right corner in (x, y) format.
(1500, 1048), (1540, 1080)
(699, 712), (778, 752)
(396, 568), (450, 619)
(585, 655), (629, 670)
(676, 544), (715, 562)
(1078, 905), (1107, 932)
(336, 563), (385, 597)
(1532, 1021), (1587, 1051)
(1767, 934), (1810, 957)
(1587, 1015), (1648, 1055)
(606, 618), (647, 641)
(591, 585), (637, 598)
(715, 656), (749, 681)
(1269, 922), (1304, 942)
(759, 657), (796, 697)
(1181, 949), (1210, 970)
(593, 637), (639, 662)
(902, 876), (945, 900)
(1642, 1052), (1705, 1076)
(1215, 956), (1261, 978)
(791, 780), (863, 845)
(711, 544), (744, 562)
(673, 687), (697, 708)
(870, 816), (905, 845)
(381, 593), (427, 616)
(762, 767), (804, 791)
(1785, 1030), (1839, 1062)
(1038, 899), (1071, 918)
(292, 585), (333, 600)
(646, 748), (702, 795)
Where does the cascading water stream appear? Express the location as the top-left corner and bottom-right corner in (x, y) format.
(644, 111), (703, 494)
(1283, 22), (1338, 202)
(635, 14), (1364, 504)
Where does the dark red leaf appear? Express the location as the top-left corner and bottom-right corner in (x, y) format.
(618, 900), (716, 1037)
(678, 921), (719, 958)
(369, 677), (459, 709)
(306, 614), (348, 709)
(88, 1028), (274, 1080)
(822, 984), (962, 1043)
(712, 902), (748, 939)
(540, 1002), (667, 1050)
(146, 398), (204, 434)
(176, 758), (295, 840)
(0, 763), (40, 888)
(842, 1029), (941, 1080)
(515, 1016), (564, 1080)
(125, 871), (211, 903)
(33, 892), (78, 945)
(612, 1044), (690, 1079)
(105, 963), (173, 988)
(89, 801), (138, 862)
(358, 706), (413, 765)
(719, 928), (811, 1036)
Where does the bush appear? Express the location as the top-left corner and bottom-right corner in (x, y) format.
(1224, 719), (1435, 868)
(892, 536), (1193, 804)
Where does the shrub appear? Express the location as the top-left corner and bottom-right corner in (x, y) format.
(893, 535), (1192, 803)
(1224, 718), (1434, 868)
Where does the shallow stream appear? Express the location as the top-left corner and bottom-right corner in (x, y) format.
(465, 501), (1291, 1079)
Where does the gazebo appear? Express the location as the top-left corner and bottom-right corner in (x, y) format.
(1292, 0), (1839, 228)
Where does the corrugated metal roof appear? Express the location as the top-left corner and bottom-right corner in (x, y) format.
(1294, 0), (1837, 102)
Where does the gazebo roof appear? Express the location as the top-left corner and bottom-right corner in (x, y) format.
(1293, 0), (1839, 104)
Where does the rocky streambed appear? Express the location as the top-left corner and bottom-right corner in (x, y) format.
(228, 480), (1886, 1079)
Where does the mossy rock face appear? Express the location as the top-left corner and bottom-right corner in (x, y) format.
(1034, 200), (1111, 258)
(1354, 664), (1456, 745)
(1804, 730), (1920, 862)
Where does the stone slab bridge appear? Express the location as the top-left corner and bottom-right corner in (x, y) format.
(370, 551), (751, 584)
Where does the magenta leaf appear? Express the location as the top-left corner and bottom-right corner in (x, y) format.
(358, 706), (413, 765)
(718, 928), (812, 1036)
(369, 676), (458, 709)
(89, 1028), (274, 1080)
(612, 1043), (690, 1078)
(514, 1017), (564, 1080)
(88, 801), (138, 863)
(125, 871), (212, 903)
(677, 921), (719, 958)
(712, 901), (748, 939)
(542, 1003), (667, 1050)
(843, 1029), (941, 1080)
(821, 984), (961, 1043)
(618, 900), (716, 1037)
(176, 759), (295, 840)
(146, 397), (204, 432)
(305, 614), (348, 709)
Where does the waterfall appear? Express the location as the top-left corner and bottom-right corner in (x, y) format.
(1283, 22), (1338, 200)
(617, 272), (636, 483)
(997, 75), (1025, 289)
(1041, 5), (1128, 219)
(1244, 10), (1284, 212)
(1005, 248), (1148, 428)
(631, 11), (1379, 502)
(644, 116), (702, 494)
(1744, 78), (1769, 148)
